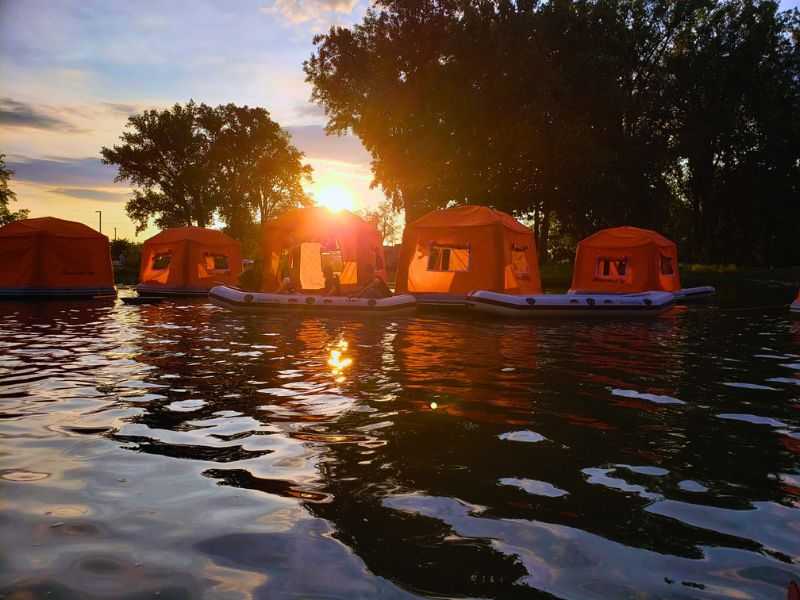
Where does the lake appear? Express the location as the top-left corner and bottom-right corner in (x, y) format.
(1, 289), (799, 599)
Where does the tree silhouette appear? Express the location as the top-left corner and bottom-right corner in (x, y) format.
(0, 153), (29, 226)
(306, 0), (800, 264)
(102, 102), (313, 235)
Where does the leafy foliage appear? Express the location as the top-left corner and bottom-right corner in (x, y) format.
(101, 102), (313, 236)
(357, 199), (402, 244)
(305, 0), (800, 265)
(0, 153), (29, 226)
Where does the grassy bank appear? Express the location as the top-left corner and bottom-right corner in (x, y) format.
(540, 263), (800, 292)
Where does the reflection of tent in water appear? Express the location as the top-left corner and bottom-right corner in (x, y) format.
(396, 205), (542, 299)
(136, 226), (242, 296)
(570, 227), (682, 294)
(0, 216), (115, 298)
(261, 207), (386, 292)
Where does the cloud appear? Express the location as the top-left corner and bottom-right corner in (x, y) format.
(285, 125), (370, 165)
(0, 98), (77, 131)
(49, 187), (130, 202)
(260, 0), (358, 25)
(294, 103), (327, 120)
(0, 97), (139, 136)
(102, 102), (139, 117)
(7, 156), (121, 187)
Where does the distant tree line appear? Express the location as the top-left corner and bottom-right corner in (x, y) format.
(101, 102), (313, 244)
(357, 199), (403, 244)
(305, 0), (800, 265)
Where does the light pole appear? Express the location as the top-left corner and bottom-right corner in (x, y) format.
(95, 210), (102, 233)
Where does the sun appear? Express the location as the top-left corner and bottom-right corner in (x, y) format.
(315, 185), (355, 212)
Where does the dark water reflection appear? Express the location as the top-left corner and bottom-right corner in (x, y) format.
(1, 290), (799, 598)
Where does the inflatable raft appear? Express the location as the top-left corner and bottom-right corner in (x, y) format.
(465, 290), (675, 318)
(791, 297), (800, 315)
(0, 286), (116, 300)
(570, 286), (715, 302)
(209, 285), (418, 316)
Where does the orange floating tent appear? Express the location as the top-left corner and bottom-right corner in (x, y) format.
(137, 226), (242, 296)
(395, 205), (542, 296)
(261, 207), (386, 292)
(570, 226), (681, 294)
(0, 216), (115, 298)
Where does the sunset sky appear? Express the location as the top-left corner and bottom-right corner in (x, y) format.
(1, 0), (798, 240)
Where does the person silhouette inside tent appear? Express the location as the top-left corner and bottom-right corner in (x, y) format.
(323, 265), (341, 296)
(352, 264), (391, 299)
(276, 268), (295, 294)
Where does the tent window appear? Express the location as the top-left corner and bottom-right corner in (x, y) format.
(152, 253), (171, 270)
(511, 244), (529, 275)
(321, 249), (344, 274)
(595, 257), (628, 280)
(206, 254), (230, 272)
(660, 255), (674, 275)
(428, 243), (470, 272)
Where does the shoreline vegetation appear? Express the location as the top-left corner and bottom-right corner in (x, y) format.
(541, 263), (800, 292)
(113, 263), (800, 291)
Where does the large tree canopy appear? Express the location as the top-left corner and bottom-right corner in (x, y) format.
(305, 0), (800, 264)
(101, 102), (313, 235)
(0, 153), (29, 226)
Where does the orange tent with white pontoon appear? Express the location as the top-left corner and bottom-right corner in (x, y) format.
(260, 207), (387, 293)
(137, 226), (242, 296)
(0, 216), (115, 298)
(569, 226), (681, 294)
(395, 205), (542, 297)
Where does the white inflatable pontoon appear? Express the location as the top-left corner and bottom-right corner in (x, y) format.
(209, 285), (418, 316)
(570, 286), (715, 302)
(466, 290), (675, 318)
(791, 297), (800, 315)
(0, 286), (117, 300)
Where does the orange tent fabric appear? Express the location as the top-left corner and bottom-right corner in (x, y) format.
(139, 226), (242, 289)
(396, 205), (542, 295)
(0, 216), (114, 291)
(261, 207), (386, 292)
(570, 226), (682, 293)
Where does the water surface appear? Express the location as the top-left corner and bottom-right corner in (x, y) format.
(1, 291), (799, 598)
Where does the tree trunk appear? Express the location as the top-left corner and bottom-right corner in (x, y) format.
(539, 208), (551, 264)
(401, 187), (425, 224)
(688, 149), (715, 262)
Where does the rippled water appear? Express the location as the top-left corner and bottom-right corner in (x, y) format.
(1, 291), (799, 599)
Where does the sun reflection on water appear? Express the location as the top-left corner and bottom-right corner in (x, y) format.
(327, 340), (352, 383)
